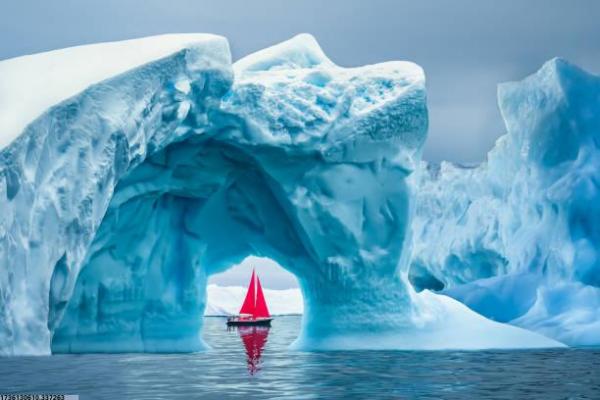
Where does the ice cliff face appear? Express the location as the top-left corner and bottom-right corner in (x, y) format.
(0, 33), (575, 355)
(411, 59), (600, 345)
(0, 34), (233, 354)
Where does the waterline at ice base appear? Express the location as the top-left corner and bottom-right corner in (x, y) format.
(1, 33), (598, 356)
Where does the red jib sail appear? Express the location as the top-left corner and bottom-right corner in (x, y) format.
(254, 275), (270, 318)
(238, 269), (270, 318)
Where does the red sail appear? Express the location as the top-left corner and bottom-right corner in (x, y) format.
(239, 269), (256, 316)
(254, 275), (271, 318)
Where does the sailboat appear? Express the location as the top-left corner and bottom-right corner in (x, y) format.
(227, 269), (273, 326)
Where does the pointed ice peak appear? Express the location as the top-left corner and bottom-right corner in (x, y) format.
(496, 56), (599, 166)
(498, 57), (593, 102)
(234, 33), (333, 74)
(537, 57), (589, 78)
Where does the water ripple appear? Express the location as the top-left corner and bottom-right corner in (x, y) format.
(1, 317), (599, 399)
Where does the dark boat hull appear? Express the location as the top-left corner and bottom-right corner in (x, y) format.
(227, 317), (272, 327)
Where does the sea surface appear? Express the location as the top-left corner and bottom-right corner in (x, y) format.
(1, 316), (599, 399)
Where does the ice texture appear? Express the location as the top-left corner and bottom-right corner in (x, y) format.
(0, 34), (227, 150)
(0, 34), (565, 355)
(411, 59), (600, 345)
(0, 34), (233, 354)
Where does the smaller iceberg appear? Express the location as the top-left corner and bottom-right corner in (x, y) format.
(410, 58), (600, 346)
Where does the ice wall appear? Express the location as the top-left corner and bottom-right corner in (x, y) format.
(411, 59), (600, 345)
(0, 34), (233, 354)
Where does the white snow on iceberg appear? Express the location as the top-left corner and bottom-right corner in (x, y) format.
(0, 34), (229, 150)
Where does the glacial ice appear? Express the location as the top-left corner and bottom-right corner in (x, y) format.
(0, 33), (580, 355)
(411, 58), (600, 345)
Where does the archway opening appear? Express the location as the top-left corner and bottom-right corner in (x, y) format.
(48, 131), (319, 354)
(203, 256), (303, 372)
(205, 255), (302, 316)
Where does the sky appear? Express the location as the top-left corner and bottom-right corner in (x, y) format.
(2, 0), (599, 287)
(208, 257), (299, 290)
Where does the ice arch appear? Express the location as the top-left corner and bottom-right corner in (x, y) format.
(49, 34), (425, 353)
(0, 34), (561, 355)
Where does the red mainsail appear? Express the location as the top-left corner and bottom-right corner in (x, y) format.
(239, 270), (256, 316)
(238, 269), (270, 318)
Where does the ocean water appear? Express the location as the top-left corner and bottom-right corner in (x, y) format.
(1, 316), (599, 399)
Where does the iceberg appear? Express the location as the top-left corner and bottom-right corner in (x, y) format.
(0, 33), (568, 355)
(411, 58), (600, 345)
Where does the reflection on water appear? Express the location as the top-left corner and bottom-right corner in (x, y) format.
(230, 326), (270, 375)
(1, 316), (600, 399)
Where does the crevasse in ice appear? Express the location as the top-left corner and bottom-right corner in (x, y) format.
(411, 58), (600, 345)
(0, 34), (576, 355)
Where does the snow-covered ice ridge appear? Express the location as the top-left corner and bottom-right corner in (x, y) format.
(0, 33), (585, 355)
